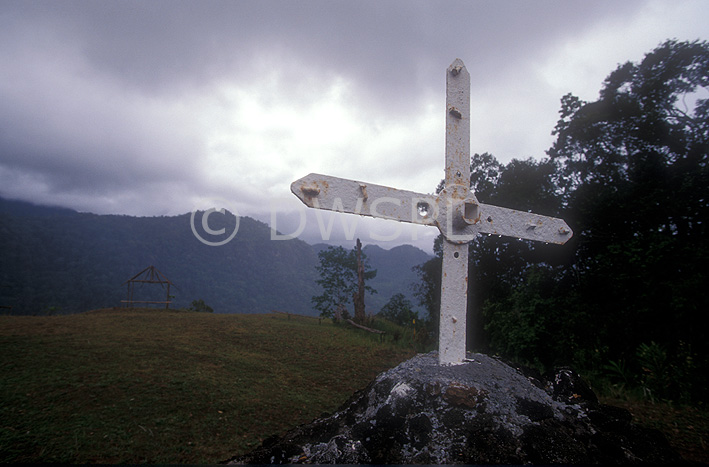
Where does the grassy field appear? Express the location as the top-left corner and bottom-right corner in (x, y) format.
(0, 309), (416, 463)
(1, 309), (706, 464)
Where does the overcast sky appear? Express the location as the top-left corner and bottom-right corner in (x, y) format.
(1, 0), (707, 252)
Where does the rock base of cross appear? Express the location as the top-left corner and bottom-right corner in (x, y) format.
(225, 352), (681, 464)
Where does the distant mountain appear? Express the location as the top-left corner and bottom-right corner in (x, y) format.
(0, 197), (319, 315)
(0, 198), (431, 317)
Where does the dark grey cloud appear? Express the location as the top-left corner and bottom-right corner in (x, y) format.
(2, 1), (643, 104)
(0, 0), (699, 228)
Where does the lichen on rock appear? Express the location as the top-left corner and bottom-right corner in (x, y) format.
(225, 352), (682, 464)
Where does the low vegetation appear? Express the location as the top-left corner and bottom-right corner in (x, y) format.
(599, 394), (708, 464)
(0, 309), (416, 463)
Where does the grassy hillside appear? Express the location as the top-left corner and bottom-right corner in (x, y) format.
(0, 309), (416, 463)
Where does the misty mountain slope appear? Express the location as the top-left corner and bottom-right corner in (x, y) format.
(0, 198), (319, 315)
(1, 198), (431, 317)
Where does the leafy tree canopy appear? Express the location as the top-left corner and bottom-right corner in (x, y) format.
(547, 39), (709, 358)
(378, 293), (418, 327)
(312, 244), (376, 319)
(188, 299), (214, 313)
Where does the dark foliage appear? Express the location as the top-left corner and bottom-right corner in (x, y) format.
(188, 298), (214, 313)
(413, 40), (709, 402)
(378, 292), (418, 326)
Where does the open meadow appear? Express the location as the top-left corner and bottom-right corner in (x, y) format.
(0, 309), (415, 463)
(1, 308), (706, 464)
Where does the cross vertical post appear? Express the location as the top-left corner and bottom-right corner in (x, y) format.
(439, 59), (471, 364)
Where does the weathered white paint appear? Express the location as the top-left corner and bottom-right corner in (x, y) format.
(439, 59), (471, 364)
(291, 173), (438, 227)
(291, 59), (573, 365)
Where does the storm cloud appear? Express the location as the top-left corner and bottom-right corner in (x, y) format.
(1, 0), (707, 250)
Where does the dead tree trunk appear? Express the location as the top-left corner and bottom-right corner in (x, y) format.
(353, 238), (366, 323)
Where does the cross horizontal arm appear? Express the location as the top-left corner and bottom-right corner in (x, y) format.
(291, 173), (574, 244)
(291, 173), (438, 226)
(478, 203), (573, 245)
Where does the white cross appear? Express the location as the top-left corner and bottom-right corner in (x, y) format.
(291, 59), (573, 365)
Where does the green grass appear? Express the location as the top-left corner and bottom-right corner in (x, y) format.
(3, 309), (705, 464)
(0, 309), (416, 464)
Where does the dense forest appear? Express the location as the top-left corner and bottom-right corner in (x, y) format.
(415, 40), (709, 402)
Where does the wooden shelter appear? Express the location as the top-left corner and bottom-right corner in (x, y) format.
(121, 265), (174, 309)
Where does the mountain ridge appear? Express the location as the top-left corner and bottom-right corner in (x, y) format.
(0, 197), (431, 317)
